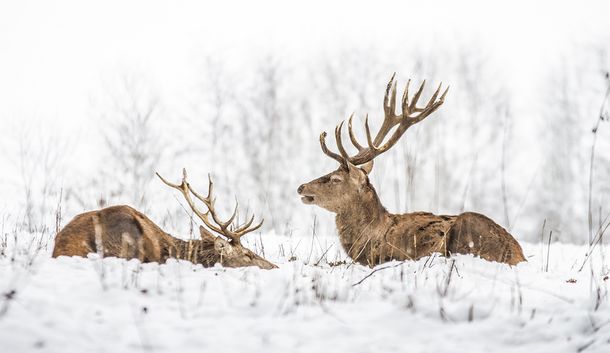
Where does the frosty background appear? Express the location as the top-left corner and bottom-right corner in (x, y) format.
(0, 0), (609, 244)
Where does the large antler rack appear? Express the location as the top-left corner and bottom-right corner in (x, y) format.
(156, 169), (263, 246)
(320, 73), (449, 167)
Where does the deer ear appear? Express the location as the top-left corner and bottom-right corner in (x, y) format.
(360, 161), (373, 175)
(199, 225), (216, 242)
(346, 162), (368, 190)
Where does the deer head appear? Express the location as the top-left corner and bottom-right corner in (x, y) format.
(157, 169), (277, 269)
(298, 74), (448, 213)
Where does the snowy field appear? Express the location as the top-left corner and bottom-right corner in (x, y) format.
(1, 230), (609, 353)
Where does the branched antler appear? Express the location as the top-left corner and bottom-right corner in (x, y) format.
(156, 169), (263, 245)
(320, 73), (449, 166)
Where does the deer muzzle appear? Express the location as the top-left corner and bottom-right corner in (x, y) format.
(297, 184), (315, 204)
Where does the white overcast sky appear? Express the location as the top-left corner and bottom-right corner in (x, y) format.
(0, 0), (607, 130)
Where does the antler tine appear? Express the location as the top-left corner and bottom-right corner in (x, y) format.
(156, 169), (223, 235)
(412, 82), (442, 114)
(206, 173), (213, 201)
(323, 112), (376, 166)
(384, 73), (398, 118)
(440, 85), (450, 102)
(345, 77), (447, 166)
(383, 73), (396, 112)
(317, 76), (447, 167)
(235, 218), (264, 237)
(197, 174), (266, 243)
(187, 173), (214, 208)
(188, 176), (239, 241)
(408, 80), (426, 113)
(234, 213), (256, 233)
(233, 212), (264, 235)
(411, 84), (449, 123)
(334, 121), (350, 160)
(156, 170), (183, 190)
(371, 74), (406, 147)
(364, 114), (378, 151)
(222, 198), (239, 229)
(226, 204), (264, 236)
(402, 79), (411, 116)
(427, 82), (443, 107)
(320, 131), (347, 165)
(347, 113), (365, 151)
(160, 169), (266, 245)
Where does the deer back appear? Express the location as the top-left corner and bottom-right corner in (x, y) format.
(52, 205), (175, 262)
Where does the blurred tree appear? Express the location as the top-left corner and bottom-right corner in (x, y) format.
(536, 59), (587, 242)
(13, 129), (68, 231)
(94, 74), (166, 212)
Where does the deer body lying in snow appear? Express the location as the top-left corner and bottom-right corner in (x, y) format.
(53, 170), (277, 269)
(298, 75), (525, 266)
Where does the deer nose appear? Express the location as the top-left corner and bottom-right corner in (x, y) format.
(297, 184), (305, 194)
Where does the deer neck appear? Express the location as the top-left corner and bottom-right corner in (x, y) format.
(334, 185), (389, 263)
(172, 237), (197, 258)
(168, 237), (219, 266)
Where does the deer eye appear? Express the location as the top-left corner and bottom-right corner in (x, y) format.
(330, 176), (342, 183)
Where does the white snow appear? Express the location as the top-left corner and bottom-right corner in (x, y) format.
(1, 232), (609, 353)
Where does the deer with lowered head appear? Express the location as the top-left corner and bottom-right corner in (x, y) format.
(297, 74), (525, 266)
(53, 169), (277, 269)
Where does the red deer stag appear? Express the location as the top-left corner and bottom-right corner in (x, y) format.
(297, 74), (525, 266)
(53, 169), (277, 269)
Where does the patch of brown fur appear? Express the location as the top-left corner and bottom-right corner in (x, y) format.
(52, 205), (276, 269)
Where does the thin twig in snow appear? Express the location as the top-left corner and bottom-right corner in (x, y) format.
(352, 261), (405, 287)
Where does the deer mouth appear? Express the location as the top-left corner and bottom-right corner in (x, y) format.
(300, 195), (315, 204)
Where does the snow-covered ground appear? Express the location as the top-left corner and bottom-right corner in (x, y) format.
(1, 231), (608, 353)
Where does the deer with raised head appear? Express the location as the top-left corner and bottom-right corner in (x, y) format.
(53, 169), (277, 269)
(297, 74), (525, 266)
